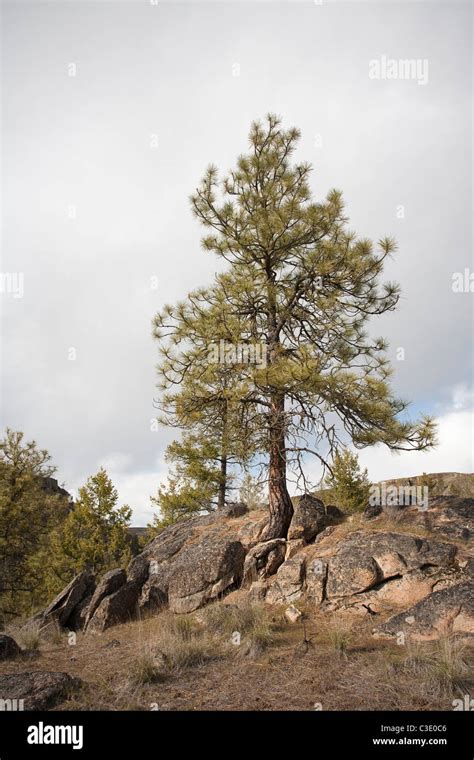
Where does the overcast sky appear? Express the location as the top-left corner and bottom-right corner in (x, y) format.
(1, 0), (472, 525)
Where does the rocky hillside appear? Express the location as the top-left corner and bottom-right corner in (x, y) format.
(1, 491), (472, 710)
(314, 471), (474, 503)
(23, 494), (474, 640)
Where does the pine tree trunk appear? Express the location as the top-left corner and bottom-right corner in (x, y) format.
(217, 454), (227, 510)
(261, 392), (293, 539)
(217, 400), (228, 510)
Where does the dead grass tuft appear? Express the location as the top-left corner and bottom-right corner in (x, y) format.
(203, 600), (277, 656)
(321, 618), (354, 657)
(129, 646), (168, 686)
(16, 623), (41, 651)
(404, 636), (471, 697)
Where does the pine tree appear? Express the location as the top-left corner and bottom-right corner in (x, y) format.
(324, 448), (371, 513)
(154, 291), (259, 517)
(148, 431), (229, 535)
(0, 429), (68, 621)
(156, 114), (436, 539)
(48, 468), (131, 591)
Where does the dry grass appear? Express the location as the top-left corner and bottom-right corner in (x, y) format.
(128, 611), (223, 682)
(49, 625), (65, 647)
(158, 631), (219, 670)
(404, 636), (472, 697)
(320, 618), (353, 657)
(1, 603), (472, 711)
(15, 623), (41, 651)
(202, 600), (278, 656)
(129, 645), (168, 686)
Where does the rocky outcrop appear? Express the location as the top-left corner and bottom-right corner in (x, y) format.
(242, 539), (286, 586)
(68, 594), (94, 632)
(237, 516), (268, 549)
(326, 504), (345, 520)
(288, 494), (326, 542)
(33, 494), (474, 642)
(374, 581), (474, 640)
(143, 515), (216, 567)
(326, 531), (456, 599)
(168, 536), (246, 613)
(86, 581), (141, 633)
(239, 524), (467, 617)
(127, 554), (150, 586)
(364, 495), (473, 543)
(38, 570), (95, 630)
(418, 496), (473, 542)
(266, 556), (305, 604)
(0, 633), (21, 660)
(137, 521), (246, 614)
(84, 569), (126, 630)
(305, 557), (328, 604)
(221, 502), (248, 518)
(139, 581), (167, 614)
(53, 516), (247, 628)
(0, 672), (81, 710)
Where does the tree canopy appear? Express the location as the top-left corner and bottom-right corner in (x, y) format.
(48, 468), (132, 593)
(154, 114), (436, 538)
(0, 429), (69, 621)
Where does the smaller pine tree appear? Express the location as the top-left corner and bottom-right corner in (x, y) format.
(48, 468), (132, 592)
(147, 433), (228, 536)
(325, 449), (371, 513)
(418, 471), (436, 494)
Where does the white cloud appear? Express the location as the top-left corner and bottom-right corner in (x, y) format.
(110, 469), (168, 528)
(357, 409), (473, 482)
(99, 452), (133, 473)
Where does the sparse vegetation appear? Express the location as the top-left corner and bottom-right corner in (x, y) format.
(154, 617), (219, 670)
(404, 636), (471, 697)
(3, 607), (469, 711)
(203, 601), (268, 636)
(129, 646), (168, 686)
(323, 619), (353, 657)
(16, 623), (41, 652)
(202, 600), (277, 656)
